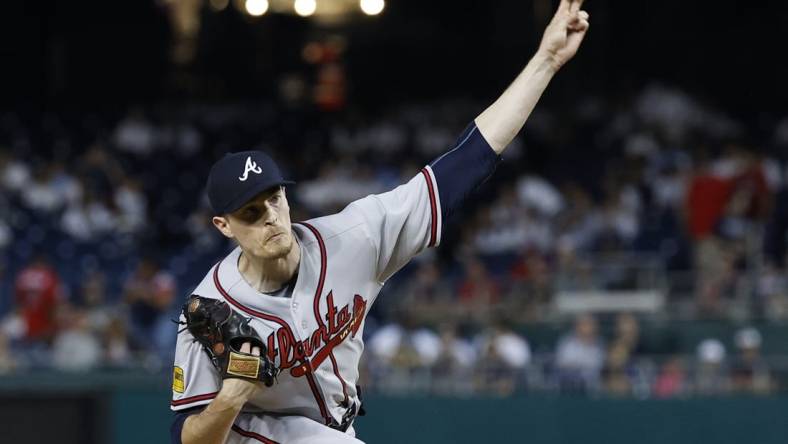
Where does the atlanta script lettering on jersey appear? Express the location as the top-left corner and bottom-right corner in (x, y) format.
(265, 293), (367, 377)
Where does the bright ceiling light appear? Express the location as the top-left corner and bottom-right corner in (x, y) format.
(360, 0), (384, 16)
(245, 0), (269, 16)
(294, 0), (316, 17)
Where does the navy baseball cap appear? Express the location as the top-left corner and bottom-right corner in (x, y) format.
(206, 150), (295, 215)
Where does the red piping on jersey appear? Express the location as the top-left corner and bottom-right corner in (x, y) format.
(212, 259), (333, 425)
(328, 352), (349, 402)
(421, 167), (438, 247)
(304, 372), (331, 424)
(171, 392), (217, 407)
(213, 263), (291, 330)
(296, 222), (351, 405)
(231, 424), (280, 444)
(294, 222), (327, 326)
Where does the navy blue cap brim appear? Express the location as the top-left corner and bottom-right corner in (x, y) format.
(215, 179), (296, 215)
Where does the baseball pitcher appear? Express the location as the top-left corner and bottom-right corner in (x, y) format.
(171, 1), (589, 442)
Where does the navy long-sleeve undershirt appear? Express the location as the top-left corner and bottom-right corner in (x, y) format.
(429, 122), (502, 221)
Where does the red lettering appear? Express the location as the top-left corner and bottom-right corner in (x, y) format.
(267, 293), (369, 377)
(293, 341), (305, 362)
(351, 295), (366, 338)
(325, 291), (338, 334)
(337, 306), (350, 329)
(311, 327), (324, 352)
(320, 324), (330, 343)
(277, 329), (294, 369)
(266, 332), (277, 363)
(303, 337), (314, 357)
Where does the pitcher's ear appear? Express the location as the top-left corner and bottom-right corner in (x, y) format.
(212, 215), (234, 238)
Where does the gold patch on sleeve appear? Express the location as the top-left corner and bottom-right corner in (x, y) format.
(172, 366), (185, 393)
(227, 352), (259, 379)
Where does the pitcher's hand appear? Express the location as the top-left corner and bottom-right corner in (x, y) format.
(537, 0), (590, 71)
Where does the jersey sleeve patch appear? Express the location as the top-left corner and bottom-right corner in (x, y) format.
(172, 366), (185, 393)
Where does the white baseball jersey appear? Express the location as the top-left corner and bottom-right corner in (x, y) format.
(171, 166), (442, 443)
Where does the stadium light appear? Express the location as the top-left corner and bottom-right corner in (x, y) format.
(359, 0), (384, 16)
(294, 0), (316, 17)
(245, 0), (269, 16)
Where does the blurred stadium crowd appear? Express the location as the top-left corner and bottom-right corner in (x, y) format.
(1, 82), (788, 397)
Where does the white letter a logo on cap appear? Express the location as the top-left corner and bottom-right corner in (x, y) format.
(239, 156), (263, 181)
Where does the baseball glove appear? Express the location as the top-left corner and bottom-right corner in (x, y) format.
(180, 295), (278, 386)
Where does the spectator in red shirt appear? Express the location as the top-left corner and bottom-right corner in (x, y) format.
(653, 356), (687, 398)
(685, 168), (732, 240)
(687, 145), (772, 315)
(14, 255), (64, 343)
